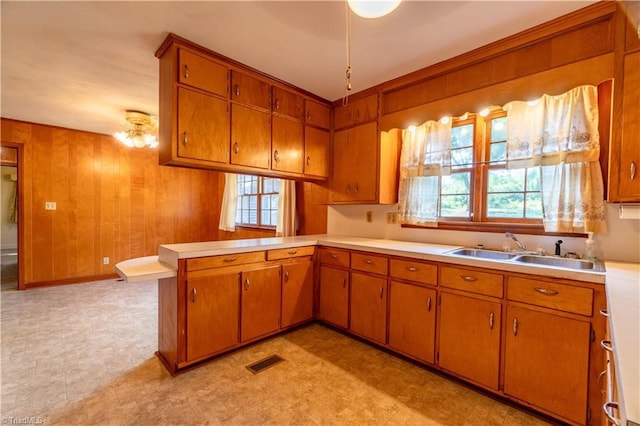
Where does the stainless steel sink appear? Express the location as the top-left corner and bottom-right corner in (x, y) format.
(512, 254), (604, 272)
(447, 248), (518, 260)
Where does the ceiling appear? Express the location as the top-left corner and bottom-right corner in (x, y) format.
(1, 1), (595, 137)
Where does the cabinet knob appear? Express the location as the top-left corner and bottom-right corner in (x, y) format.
(379, 286), (383, 298)
(287, 250), (297, 255)
(342, 278), (346, 288)
(354, 182), (359, 193)
(460, 274), (478, 282)
(330, 253), (338, 259)
(235, 84), (240, 97)
(275, 99), (280, 110)
(534, 287), (559, 296)
(406, 266), (419, 272)
(233, 142), (239, 154)
(284, 271), (289, 283)
(426, 297), (432, 312)
(512, 317), (518, 336)
(191, 288), (197, 303)
(244, 278), (250, 291)
(307, 111), (312, 121)
(363, 259), (373, 265)
(347, 183), (351, 193)
(274, 150), (280, 162)
(489, 312), (494, 330)
(631, 161), (637, 181)
(306, 156), (311, 166)
(223, 257), (237, 263)
(182, 132), (188, 146)
(184, 65), (189, 79)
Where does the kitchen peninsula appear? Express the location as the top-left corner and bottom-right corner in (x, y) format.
(117, 235), (638, 426)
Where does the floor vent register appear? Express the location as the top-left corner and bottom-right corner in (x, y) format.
(245, 354), (285, 374)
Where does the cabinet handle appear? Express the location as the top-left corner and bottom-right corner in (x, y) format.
(347, 183), (351, 193)
(330, 253), (339, 259)
(512, 317), (518, 336)
(342, 278), (346, 288)
(274, 150), (280, 162)
(489, 312), (494, 330)
(307, 111), (311, 121)
(599, 309), (609, 317)
(244, 278), (250, 291)
(306, 156), (311, 166)
(603, 402), (621, 426)
(631, 161), (637, 181)
(363, 259), (373, 265)
(233, 142), (239, 154)
(406, 266), (419, 272)
(284, 271), (289, 283)
(287, 250), (297, 255)
(354, 182), (359, 193)
(426, 297), (432, 312)
(379, 286), (383, 298)
(275, 99), (280, 110)
(191, 288), (197, 303)
(534, 287), (559, 296)
(460, 275), (478, 282)
(182, 132), (188, 146)
(235, 84), (240, 97)
(598, 369), (607, 395)
(184, 64), (189, 79)
(601, 339), (614, 353)
(223, 257), (236, 263)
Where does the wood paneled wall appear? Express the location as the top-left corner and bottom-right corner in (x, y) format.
(1, 118), (328, 288)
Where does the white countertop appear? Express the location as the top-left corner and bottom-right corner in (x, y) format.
(603, 261), (640, 426)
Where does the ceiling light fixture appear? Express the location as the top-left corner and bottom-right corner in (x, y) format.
(347, 0), (402, 19)
(113, 110), (158, 148)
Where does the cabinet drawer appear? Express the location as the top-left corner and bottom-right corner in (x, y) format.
(390, 258), (437, 286)
(351, 252), (388, 276)
(440, 266), (503, 298)
(507, 277), (593, 316)
(187, 251), (265, 271)
(272, 86), (303, 121)
(267, 246), (315, 261)
(231, 70), (270, 110)
(319, 248), (350, 268)
(178, 49), (228, 97)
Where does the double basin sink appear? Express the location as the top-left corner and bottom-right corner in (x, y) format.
(446, 248), (605, 272)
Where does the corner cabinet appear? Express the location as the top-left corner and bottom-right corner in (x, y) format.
(155, 34), (331, 181)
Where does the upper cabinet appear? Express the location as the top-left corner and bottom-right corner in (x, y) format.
(624, 1), (640, 52)
(334, 94), (378, 130)
(156, 34), (331, 181)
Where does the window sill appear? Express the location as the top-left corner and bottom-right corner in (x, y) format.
(401, 221), (586, 237)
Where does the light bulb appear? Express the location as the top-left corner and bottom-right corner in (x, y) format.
(347, 0), (402, 18)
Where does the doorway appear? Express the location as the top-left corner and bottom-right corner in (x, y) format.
(1, 146), (19, 291)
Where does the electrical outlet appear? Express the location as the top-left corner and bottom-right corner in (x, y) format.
(366, 211), (373, 223)
(386, 212), (397, 224)
(45, 202), (57, 210)
(103, 257), (110, 265)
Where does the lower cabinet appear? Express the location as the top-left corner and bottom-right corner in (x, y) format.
(240, 265), (282, 342)
(388, 280), (437, 364)
(281, 260), (314, 328)
(438, 291), (502, 390)
(317, 265), (350, 328)
(186, 272), (240, 362)
(350, 272), (387, 344)
(504, 305), (591, 425)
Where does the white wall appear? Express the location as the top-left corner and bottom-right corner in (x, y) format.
(327, 202), (640, 263)
(1, 166), (18, 250)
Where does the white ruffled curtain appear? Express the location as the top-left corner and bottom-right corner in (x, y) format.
(276, 179), (296, 237)
(397, 121), (452, 225)
(504, 85), (606, 233)
(218, 173), (238, 232)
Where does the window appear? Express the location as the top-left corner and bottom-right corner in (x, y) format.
(235, 175), (279, 228)
(437, 110), (543, 226)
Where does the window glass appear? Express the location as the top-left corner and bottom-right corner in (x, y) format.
(235, 175), (279, 228)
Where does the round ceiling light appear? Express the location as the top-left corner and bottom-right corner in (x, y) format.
(347, 0), (402, 18)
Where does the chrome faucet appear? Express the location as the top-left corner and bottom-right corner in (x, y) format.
(505, 232), (526, 251)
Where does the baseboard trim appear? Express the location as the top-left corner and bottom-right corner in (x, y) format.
(25, 273), (120, 289)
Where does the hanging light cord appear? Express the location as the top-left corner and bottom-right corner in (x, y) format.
(343, 1), (352, 106)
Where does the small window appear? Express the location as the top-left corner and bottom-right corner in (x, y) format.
(235, 175), (279, 228)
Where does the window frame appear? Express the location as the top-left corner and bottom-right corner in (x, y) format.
(235, 175), (279, 230)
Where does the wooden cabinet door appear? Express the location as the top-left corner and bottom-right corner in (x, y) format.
(231, 104), (271, 169)
(177, 87), (230, 163)
(231, 71), (270, 110)
(281, 260), (314, 328)
(351, 121), (379, 202)
(618, 52), (640, 200)
(350, 272), (387, 344)
(272, 116), (304, 174)
(331, 128), (353, 202)
(388, 281), (436, 364)
(318, 266), (349, 328)
(305, 100), (330, 130)
(304, 127), (329, 178)
(186, 273), (239, 361)
(273, 86), (303, 121)
(504, 305), (590, 424)
(240, 265), (281, 342)
(438, 292), (501, 390)
(178, 49), (228, 96)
